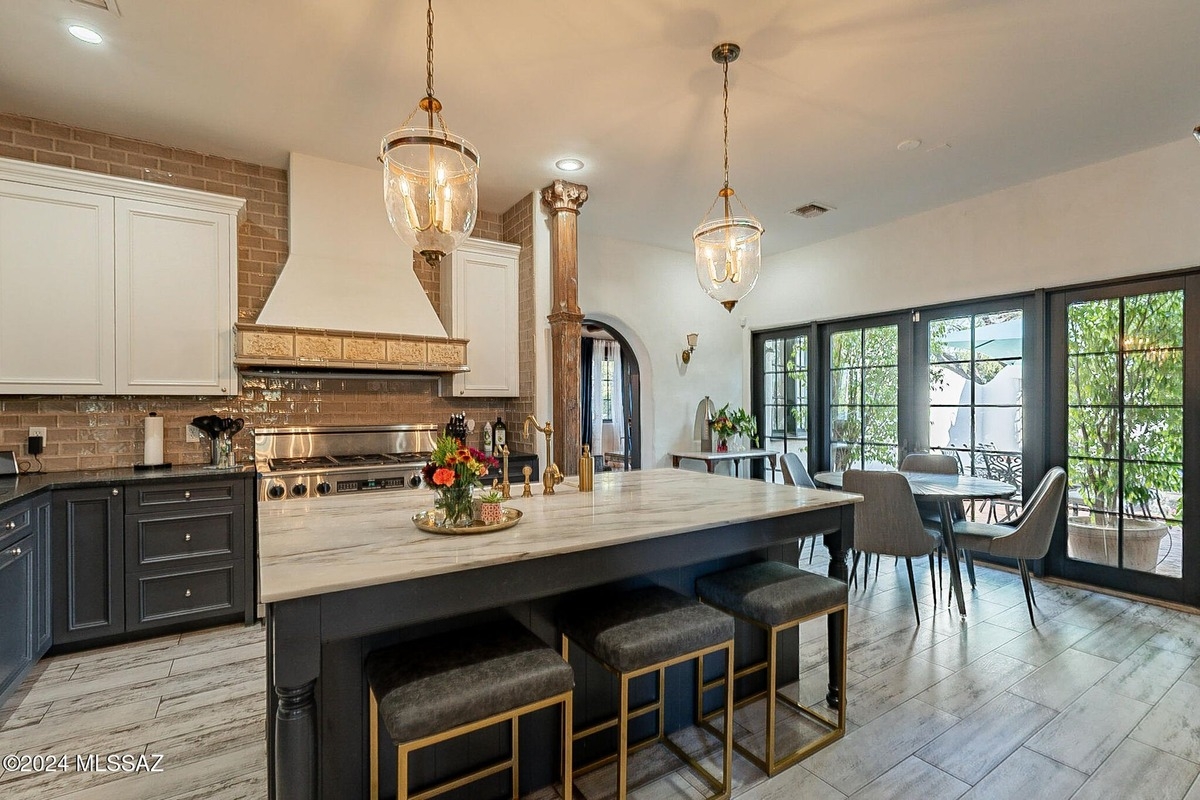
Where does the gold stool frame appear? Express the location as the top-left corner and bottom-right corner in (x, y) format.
(562, 634), (734, 800)
(697, 601), (847, 776)
(370, 684), (573, 800)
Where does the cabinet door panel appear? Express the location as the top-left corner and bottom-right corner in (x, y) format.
(114, 199), (234, 395)
(0, 532), (35, 702)
(127, 508), (241, 569)
(52, 488), (124, 644)
(0, 181), (115, 392)
(442, 239), (520, 397)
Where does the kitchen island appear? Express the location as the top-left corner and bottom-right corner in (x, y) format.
(259, 467), (859, 800)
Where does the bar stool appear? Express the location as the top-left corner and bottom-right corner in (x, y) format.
(557, 585), (735, 800)
(695, 561), (847, 776)
(365, 618), (574, 800)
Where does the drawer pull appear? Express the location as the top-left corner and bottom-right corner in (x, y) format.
(112, 488), (120, 496)
(3, 521), (14, 531)
(184, 491), (192, 500)
(184, 533), (192, 542)
(185, 589), (192, 598)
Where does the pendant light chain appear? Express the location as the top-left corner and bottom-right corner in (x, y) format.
(425, 0), (435, 100)
(722, 56), (730, 191)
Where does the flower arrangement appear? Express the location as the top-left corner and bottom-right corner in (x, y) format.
(421, 435), (498, 526)
(709, 403), (758, 451)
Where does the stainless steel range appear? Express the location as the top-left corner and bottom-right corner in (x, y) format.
(253, 424), (437, 502)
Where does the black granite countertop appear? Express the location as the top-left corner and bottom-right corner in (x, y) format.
(0, 464), (256, 509)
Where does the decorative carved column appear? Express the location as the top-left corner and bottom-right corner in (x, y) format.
(540, 179), (588, 476)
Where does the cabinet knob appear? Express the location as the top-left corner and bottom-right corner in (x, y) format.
(111, 489), (120, 496)
(185, 589), (192, 598)
(184, 533), (192, 542)
(8, 547), (20, 557)
(184, 491), (192, 500)
(220, 387), (228, 393)
(3, 521), (14, 531)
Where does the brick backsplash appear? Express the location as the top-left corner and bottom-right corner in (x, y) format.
(0, 113), (537, 471)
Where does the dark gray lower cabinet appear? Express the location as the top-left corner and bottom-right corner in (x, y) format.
(52, 475), (254, 647)
(0, 497), (50, 704)
(52, 487), (123, 645)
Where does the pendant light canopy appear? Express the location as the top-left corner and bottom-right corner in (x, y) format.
(381, 0), (478, 269)
(693, 43), (763, 313)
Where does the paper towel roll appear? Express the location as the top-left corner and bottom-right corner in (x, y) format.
(144, 413), (164, 466)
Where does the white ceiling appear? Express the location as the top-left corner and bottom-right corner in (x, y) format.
(2, 0), (1198, 256)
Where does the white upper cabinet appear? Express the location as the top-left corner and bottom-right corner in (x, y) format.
(441, 238), (521, 397)
(0, 181), (115, 393)
(0, 158), (244, 395)
(115, 200), (234, 394)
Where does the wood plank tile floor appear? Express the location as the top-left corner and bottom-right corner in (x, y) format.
(3, 555), (1200, 799)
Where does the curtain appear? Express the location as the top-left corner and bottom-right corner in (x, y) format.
(580, 336), (594, 450)
(592, 344), (606, 453)
(601, 341), (625, 458)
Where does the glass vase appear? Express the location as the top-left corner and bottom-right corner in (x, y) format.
(435, 485), (476, 527)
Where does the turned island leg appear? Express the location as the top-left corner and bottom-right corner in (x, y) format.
(824, 504), (853, 709)
(268, 597), (320, 800)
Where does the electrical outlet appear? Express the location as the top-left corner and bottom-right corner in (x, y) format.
(29, 426), (47, 442)
(185, 424), (202, 443)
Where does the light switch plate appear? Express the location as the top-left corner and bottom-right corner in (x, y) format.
(185, 424), (202, 443)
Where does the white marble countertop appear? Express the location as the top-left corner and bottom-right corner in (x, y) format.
(257, 467), (861, 604)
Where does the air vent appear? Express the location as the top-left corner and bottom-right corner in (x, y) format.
(71, 0), (121, 14)
(791, 202), (833, 219)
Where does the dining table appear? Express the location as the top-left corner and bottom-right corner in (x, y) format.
(813, 470), (1018, 616)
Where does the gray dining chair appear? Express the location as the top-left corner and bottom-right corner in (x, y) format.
(952, 467), (1067, 627)
(780, 452), (819, 563)
(843, 470), (943, 625)
(900, 452), (970, 591)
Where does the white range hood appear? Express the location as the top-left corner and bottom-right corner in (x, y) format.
(236, 153), (468, 373)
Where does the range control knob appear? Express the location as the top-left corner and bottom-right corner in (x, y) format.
(409, 474), (422, 488)
(266, 482), (285, 499)
(316, 481), (332, 496)
(291, 483), (308, 497)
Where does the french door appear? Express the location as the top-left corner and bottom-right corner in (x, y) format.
(1048, 276), (1200, 604)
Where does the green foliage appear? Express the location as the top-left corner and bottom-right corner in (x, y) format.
(1067, 290), (1183, 517)
(479, 490), (504, 503)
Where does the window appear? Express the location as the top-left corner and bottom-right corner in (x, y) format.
(1066, 289), (1183, 576)
(600, 352), (615, 422)
(829, 324), (899, 470)
(758, 332), (808, 482)
(928, 309), (1024, 520)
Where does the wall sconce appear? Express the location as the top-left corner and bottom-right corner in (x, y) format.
(1194, 124), (1200, 144)
(681, 332), (699, 364)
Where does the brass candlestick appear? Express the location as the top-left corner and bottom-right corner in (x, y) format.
(500, 445), (511, 500)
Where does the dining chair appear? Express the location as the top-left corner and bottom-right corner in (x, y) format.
(951, 467), (1067, 627)
(842, 470), (943, 625)
(900, 452), (969, 592)
(780, 452), (819, 563)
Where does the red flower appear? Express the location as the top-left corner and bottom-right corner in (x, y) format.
(432, 468), (456, 487)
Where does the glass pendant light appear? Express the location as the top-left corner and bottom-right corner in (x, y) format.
(380, 0), (478, 268)
(693, 43), (763, 312)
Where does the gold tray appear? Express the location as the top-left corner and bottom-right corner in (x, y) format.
(412, 507), (523, 535)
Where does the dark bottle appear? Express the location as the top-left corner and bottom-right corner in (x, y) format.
(493, 416), (507, 457)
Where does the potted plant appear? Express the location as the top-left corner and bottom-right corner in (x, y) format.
(478, 489), (505, 525)
(1065, 296), (1180, 571)
(728, 407), (759, 450)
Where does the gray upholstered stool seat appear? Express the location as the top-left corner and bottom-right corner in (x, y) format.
(694, 561), (847, 777)
(557, 585), (734, 673)
(695, 561), (846, 627)
(366, 618), (574, 800)
(558, 585), (735, 800)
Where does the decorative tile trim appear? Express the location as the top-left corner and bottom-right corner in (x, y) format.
(235, 324), (468, 372)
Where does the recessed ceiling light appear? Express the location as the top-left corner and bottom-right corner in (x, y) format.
(555, 158), (584, 172)
(896, 139), (921, 152)
(67, 24), (104, 44)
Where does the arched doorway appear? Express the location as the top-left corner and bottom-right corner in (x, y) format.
(581, 319), (641, 470)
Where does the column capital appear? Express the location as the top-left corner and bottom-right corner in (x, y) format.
(541, 180), (589, 215)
